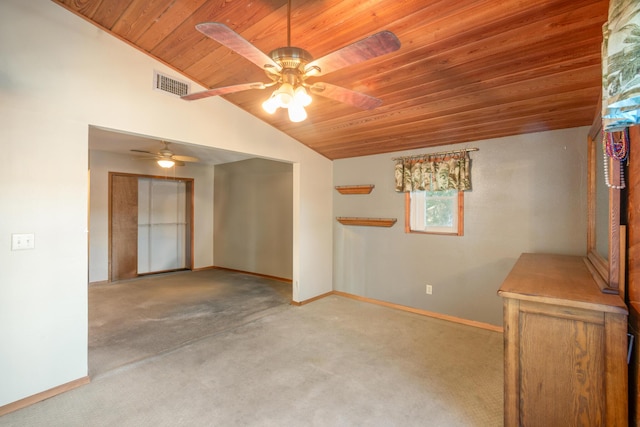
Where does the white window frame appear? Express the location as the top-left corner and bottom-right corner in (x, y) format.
(405, 189), (464, 236)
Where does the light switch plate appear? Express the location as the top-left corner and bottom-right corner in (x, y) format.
(12, 233), (35, 250)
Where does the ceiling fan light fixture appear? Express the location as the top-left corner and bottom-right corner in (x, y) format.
(157, 159), (175, 168)
(262, 84), (311, 121)
(263, 81), (312, 121)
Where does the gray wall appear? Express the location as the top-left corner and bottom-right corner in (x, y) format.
(333, 127), (588, 326)
(214, 158), (293, 279)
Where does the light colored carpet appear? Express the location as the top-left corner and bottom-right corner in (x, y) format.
(1, 271), (503, 426)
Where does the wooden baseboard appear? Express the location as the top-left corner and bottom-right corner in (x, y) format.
(332, 291), (504, 333)
(211, 266), (293, 284)
(0, 376), (90, 416)
(191, 266), (215, 272)
(88, 280), (108, 286)
(290, 290), (503, 332)
(291, 291), (334, 306)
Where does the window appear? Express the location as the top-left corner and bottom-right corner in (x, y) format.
(405, 189), (463, 235)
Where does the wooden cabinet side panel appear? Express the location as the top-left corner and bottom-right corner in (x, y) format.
(519, 311), (605, 427)
(503, 298), (519, 427)
(630, 306), (640, 427)
(604, 312), (629, 426)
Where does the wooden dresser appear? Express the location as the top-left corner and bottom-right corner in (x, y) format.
(498, 253), (628, 426)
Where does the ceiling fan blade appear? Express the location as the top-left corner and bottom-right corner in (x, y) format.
(172, 155), (199, 163)
(181, 82), (267, 101)
(305, 31), (400, 77)
(310, 83), (382, 110)
(130, 149), (154, 155)
(196, 22), (281, 71)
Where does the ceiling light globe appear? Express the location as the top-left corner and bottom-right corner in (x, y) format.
(275, 83), (294, 107)
(157, 159), (175, 168)
(288, 105), (307, 122)
(294, 86), (312, 107)
(262, 96), (279, 114)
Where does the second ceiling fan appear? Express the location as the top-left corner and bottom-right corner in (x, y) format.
(181, 0), (401, 122)
(131, 141), (199, 168)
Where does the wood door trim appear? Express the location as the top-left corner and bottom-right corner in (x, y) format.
(187, 176), (194, 270)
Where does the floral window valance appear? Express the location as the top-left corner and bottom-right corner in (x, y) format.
(602, 0), (640, 131)
(394, 149), (473, 193)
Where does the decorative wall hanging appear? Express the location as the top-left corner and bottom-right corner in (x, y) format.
(602, 0), (640, 131)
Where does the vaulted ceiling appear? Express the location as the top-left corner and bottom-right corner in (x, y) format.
(53, 0), (607, 160)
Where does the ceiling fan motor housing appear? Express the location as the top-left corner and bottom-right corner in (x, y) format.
(269, 46), (313, 71)
(267, 46), (316, 88)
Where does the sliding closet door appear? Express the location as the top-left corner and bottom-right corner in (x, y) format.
(138, 178), (187, 274)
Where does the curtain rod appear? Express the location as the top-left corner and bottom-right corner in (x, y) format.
(391, 147), (478, 161)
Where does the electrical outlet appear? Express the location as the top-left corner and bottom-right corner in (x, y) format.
(426, 284), (433, 295)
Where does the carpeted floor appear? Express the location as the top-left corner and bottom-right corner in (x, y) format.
(0, 270), (503, 426)
(88, 269), (292, 377)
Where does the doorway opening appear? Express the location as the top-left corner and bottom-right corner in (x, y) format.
(88, 127), (297, 377)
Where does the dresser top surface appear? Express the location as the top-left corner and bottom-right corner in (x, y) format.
(498, 253), (627, 314)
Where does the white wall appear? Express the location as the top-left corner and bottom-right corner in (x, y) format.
(333, 128), (588, 326)
(0, 0), (333, 407)
(89, 150), (216, 283)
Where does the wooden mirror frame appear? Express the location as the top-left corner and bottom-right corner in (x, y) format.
(587, 117), (621, 295)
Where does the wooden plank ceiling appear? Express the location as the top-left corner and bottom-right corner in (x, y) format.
(53, 0), (607, 160)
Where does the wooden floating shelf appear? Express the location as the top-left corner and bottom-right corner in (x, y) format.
(336, 217), (397, 227)
(335, 185), (375, 195)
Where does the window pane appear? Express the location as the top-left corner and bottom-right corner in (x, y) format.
(425, 190), (456, 228)
(406, 189), (462, 235)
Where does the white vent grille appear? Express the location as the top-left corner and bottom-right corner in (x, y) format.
(153, 71), (190, 97)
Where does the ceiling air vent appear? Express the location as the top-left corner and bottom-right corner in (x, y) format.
(153, 71), (190, 97)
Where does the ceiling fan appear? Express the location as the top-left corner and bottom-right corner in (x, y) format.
(181, 0), (401, 122)
(131, 142), (199, 168)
